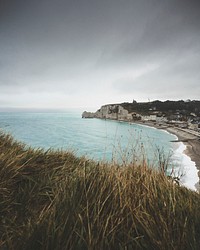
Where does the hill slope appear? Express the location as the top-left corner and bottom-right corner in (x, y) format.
(0, 132), (200, 249)
(121, 100), (200, 115)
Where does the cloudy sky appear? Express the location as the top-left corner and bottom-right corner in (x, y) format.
(0, 0), (200, 110)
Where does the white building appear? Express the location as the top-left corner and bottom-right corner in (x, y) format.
(141, 114), (157, 121)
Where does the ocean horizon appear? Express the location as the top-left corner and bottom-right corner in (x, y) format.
(0, 110), (198, 191)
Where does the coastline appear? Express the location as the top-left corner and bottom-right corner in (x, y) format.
(134, 121), (200, 191)
(166, 127), (200, 191)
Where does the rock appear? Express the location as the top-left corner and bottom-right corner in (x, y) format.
(82, 111), (95, 118)
(82, 104), (133, 120)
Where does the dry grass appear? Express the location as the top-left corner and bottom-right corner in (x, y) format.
(0, 132), (200, 249)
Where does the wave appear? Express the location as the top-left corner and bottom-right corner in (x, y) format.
(173, 142), (198, 191)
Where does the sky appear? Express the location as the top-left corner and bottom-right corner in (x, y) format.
(0, 0), (200, 110)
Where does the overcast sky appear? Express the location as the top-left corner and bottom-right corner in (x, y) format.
(0, 0), (200, 110)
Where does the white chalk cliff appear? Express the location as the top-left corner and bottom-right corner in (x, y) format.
(82, 104), (134, 120)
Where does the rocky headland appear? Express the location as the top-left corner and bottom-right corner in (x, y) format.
(82, 101), (200, 191)
(82, 103), (139, 121)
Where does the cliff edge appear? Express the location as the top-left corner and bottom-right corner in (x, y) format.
(82, 104), (137, 120)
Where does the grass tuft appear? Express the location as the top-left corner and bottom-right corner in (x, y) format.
(0, 132), (200, 249)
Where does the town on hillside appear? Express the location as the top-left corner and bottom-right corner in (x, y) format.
(82, 100), (200, 135)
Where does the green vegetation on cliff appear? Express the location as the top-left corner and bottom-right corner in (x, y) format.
(120, 100), (200, 116)
(0, 133), (200, 249)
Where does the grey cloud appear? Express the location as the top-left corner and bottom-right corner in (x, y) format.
(0, 0), (199, 108)
(96, 0), (200, 70)
(113, 54), (200, 100)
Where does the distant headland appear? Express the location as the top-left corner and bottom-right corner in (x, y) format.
(82, 100), (200, 130)
(83, 100), (200, 189)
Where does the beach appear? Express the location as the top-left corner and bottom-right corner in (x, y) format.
(136, 121), (200, 191)
(165, 127), (200, 190)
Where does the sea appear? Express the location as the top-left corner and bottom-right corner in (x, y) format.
(0, 110), (198, 191)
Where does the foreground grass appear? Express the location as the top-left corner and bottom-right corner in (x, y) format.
(0, 133), (200, 249)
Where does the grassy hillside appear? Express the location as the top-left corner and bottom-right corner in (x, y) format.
(0, 132), (200, 249)
(120, 100), (200, 116)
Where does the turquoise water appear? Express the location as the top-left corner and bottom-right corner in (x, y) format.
(0, 111), (176, 164)
(0, 111), (199, 190)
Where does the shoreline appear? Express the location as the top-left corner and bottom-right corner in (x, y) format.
(134, 121), (200, 191)
(166, 127), (200, 191)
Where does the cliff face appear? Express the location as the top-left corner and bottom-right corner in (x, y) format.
(82, 100), (200, 124)
(82, 104), (132, 120)
(82, 111), (95, 118)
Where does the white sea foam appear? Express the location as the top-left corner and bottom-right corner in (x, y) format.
(173, 142), (199, 191)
